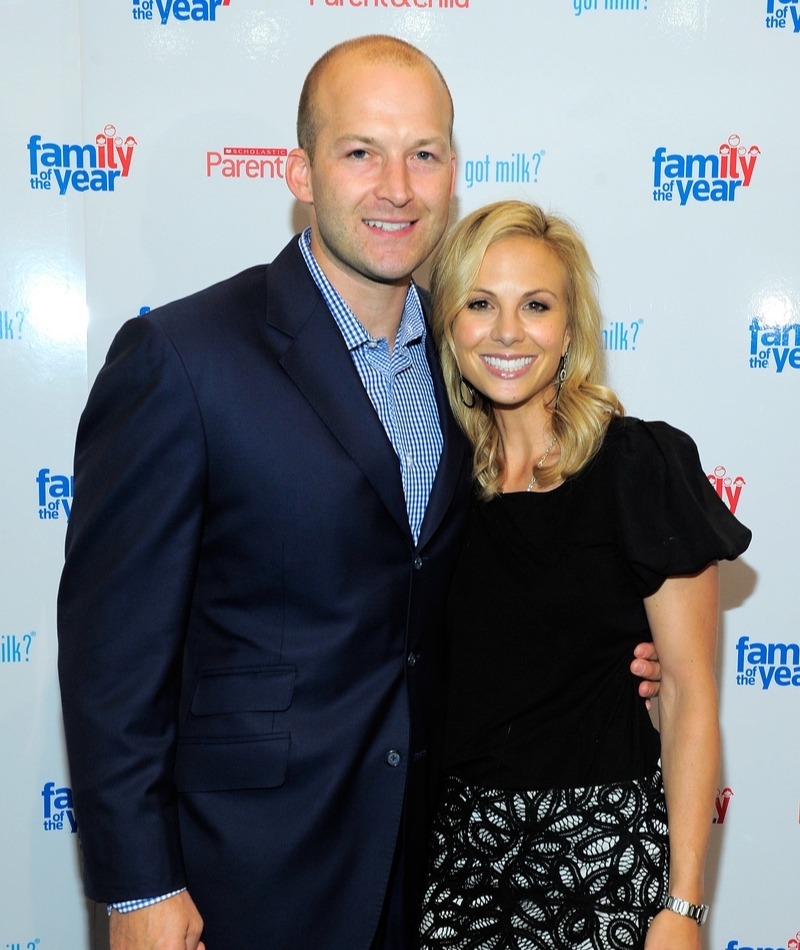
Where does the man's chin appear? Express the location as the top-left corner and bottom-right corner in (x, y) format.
(362, 246), (440, 285)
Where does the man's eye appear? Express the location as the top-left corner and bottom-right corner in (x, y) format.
(348, 149), (369, 160)
(416, 151), (434, 161)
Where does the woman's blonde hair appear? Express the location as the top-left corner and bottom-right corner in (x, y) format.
(430, 200), (623, 498)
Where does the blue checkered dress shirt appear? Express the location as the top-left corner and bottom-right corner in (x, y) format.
(111, 230), (443, 914)
(298, 229), (442, 543)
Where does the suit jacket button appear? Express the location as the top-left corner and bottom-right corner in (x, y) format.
(413, 556), (423, 571)
(407, 652), (418, 667)
(385, 750), (402, 767)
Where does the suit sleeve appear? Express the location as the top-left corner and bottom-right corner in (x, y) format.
(57, 316), (207, 902)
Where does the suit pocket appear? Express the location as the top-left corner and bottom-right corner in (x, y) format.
(174, 733), (290, 791)
(190, 665), (296, 715)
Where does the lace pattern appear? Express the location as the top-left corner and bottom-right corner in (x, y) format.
(419, 771), (669, 950)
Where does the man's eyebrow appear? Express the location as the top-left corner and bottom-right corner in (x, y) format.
(332, 134), (448, 150)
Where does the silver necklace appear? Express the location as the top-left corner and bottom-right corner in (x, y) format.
(526, 436), (558, 491)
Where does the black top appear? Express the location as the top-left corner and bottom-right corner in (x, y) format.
(442, 417), (752, 790)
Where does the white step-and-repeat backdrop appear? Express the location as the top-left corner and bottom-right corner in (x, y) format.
(1, 1), (797, 947)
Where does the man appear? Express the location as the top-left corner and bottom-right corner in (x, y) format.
(58, 35), (660, 950)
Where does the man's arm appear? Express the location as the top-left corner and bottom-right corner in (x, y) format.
(58, 317), (206, 904)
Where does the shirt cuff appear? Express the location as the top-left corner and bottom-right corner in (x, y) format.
(108, 888), (186, 915)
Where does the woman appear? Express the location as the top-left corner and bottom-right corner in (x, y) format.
(419, 201), (751, 949)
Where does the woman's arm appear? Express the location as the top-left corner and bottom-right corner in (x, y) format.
(642, 562), (720, 950)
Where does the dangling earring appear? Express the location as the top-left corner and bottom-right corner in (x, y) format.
(555, 349), (569, 409)
(459, 378), (476, 408)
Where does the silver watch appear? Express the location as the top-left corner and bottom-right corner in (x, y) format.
(663, 894), (709, 925)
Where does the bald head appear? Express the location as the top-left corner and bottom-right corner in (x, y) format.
(297, 34), (454, 164)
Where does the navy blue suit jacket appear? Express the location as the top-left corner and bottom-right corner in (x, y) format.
(57, 237), (471, 949)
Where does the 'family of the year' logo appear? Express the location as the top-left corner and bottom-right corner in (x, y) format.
(735, 636), (800, 689)
(714, 786), (733, 824)
(726, 936), (800, 950)
(36, 468), (73, 521)
(27, 125), (136, 195)
(41, 782), (77, 833)
(707, 466), (745, 515)
(652, 134), (759, 205)
(132, 0), (231, 23)
(765, 0), (800, 32)
(749, 318), (800, 373)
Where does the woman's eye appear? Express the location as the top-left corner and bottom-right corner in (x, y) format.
(466, 299), (489, 311)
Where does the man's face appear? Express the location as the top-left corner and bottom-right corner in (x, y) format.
(295, 56), (456, 290)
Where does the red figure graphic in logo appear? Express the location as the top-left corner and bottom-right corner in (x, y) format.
(708, 466), (745, 515)
(714, 787), (733, 824)
(94, 125), (136, 177)
(717, 134), (760, 185)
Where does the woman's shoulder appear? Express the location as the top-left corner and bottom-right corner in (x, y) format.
(601, 415), (702, 473)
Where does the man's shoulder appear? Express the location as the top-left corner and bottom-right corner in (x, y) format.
(149, 263), (268, 327)
(144, 237), (314, 339)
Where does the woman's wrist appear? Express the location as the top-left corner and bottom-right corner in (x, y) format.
(663, 894), (709, 925)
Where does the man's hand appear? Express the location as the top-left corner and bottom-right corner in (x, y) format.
(110, 891), (204, 950)
(631, 641), (662, 703)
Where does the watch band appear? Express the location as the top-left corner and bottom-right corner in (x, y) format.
(663, 894), (709, 925)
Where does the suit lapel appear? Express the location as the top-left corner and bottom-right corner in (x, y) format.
(264, 240), (412, 543)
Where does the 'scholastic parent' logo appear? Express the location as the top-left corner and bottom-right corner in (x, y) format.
(651, 134), (760, 206)
(132, 0), (231, 23)
(765, 0), (800, 32)
(27, 125), (136, 195)
(206, 147), (288, 180)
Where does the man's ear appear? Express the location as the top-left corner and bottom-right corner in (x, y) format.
(286, 148), (314, 204)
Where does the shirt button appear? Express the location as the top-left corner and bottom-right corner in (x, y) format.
(385, 750), (402, 768)
(413, 556), (423, 571)
(407, 652), (418, 667)
(367, 339), (378, 349)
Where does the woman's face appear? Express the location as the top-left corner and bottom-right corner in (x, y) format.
(452, 235), (571, 416)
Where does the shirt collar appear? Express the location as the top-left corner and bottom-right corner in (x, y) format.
(298, 228), (426, 352)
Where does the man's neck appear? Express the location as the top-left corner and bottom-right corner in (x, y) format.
(309, 235), (410, 350)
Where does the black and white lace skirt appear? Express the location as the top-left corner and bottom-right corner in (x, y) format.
(418, 770), (669, 950)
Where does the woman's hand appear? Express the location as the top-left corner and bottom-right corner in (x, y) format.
(645, 908), (702, 950)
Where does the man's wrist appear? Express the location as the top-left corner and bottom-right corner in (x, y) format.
(108, 888), (187, 915)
